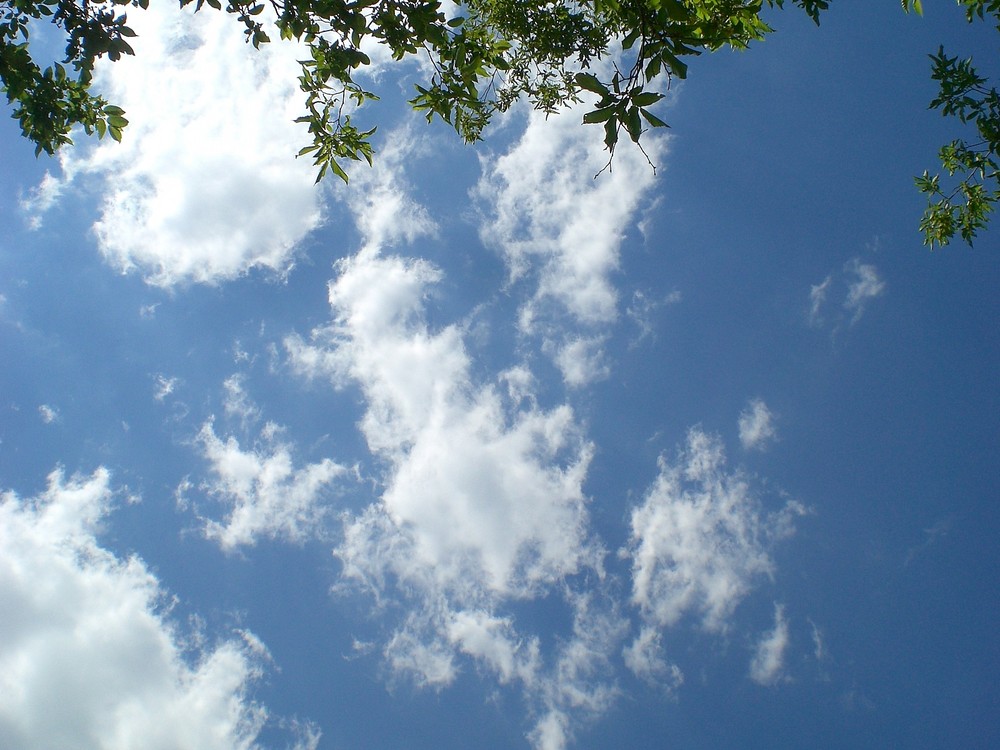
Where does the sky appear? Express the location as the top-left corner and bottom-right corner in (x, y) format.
(1, 3), (998, 750)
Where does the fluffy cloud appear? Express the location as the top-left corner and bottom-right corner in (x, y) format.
(195, 417), (347, 551)
(626, 428), (805, 633)
(286, 190), (619, 744)
(749, 604), (790, 685)
(0, 467), (315, 750)
(288, 249), (598, 597)
(738, 398), (777, 451)
(32, 5), (323, 287)
(476, 101), (665, 385)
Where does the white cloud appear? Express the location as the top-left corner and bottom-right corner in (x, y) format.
(153, 374), (179, 402)
(341, 127), (438, 252)
(528, 591), (626, 750)
(34, 5), (323, 287)
(196, 417), (347, 550)
(749, 603), (789, 686)
(476, 100), (665, 383)
(19, 171), (64, 229)
(844, 259), (885, 323)
(809, 258), (885, 328)
(809, 618), (827, 662)
(222, 374), (262, 429)
(551, 336), (610, 388)
(384, 623), (458, 690)
(139, 303), (160, 319)
(626, 289), (680, 347)
(738, 398), (777, 451)
(285, 219), (625, 742)
(622, 625), (683, 690)
(446, 609), (541, 686)
(288, 250), (598, 598)
(37, 404), (58, 424)
(626, 428), (805, 632)
(0, 467), (316, 750)
(808, 275), (831, 327)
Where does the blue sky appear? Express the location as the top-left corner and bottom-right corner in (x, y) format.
(1, 3), (997, 749)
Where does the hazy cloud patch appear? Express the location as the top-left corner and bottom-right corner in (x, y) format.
(37, 404), (58, 424)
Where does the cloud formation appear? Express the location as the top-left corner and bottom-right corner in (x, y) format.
(32, 5), (323, 287)
(287, 249), (598, 598)
(844, 259), (886, 323)
(37, 404), (58, 424)
(808, 258), (885, 328)
(0, 467), (315, 750)
(284, 143), (626, 742)
(626, 428), (805, 633)
(738, 398), (777, 451)
(749, 603), (790, 685)
(195, 416), (347, 551)
(476, 102), (665, 385)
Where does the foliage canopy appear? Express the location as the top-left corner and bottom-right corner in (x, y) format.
(1, 0), (997, 246)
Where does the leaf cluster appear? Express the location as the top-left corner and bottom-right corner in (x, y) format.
(906, 1), (1000, 247)
(0, 0), (143, 154)
(5, 0), (996, 251)
(2, 0), (832, 182)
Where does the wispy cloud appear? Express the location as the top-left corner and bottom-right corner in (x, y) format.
(903, 516), (952, 568)
(749, 603), (790, 685)
(844, 259), (885, 324)
(476, 101), (666, 385)
(0, 467), (317, 749)
(626, 289), (681, 347)
(808, 275), (832, 327)
(222, 373), (262, 430)
(808, 257), (885, 328)
(738, 398), (777, 451)
(153, 374), (179, 402)
(622, 625), (684, 690)
(19, 171), (64, 229)
(341, 127), (438, 252)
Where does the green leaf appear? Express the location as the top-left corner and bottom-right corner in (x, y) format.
(603, 117), (619, 151)
(640, 109), (669, 128)
(575, 73), (607, 96)
(625, 106), (642, 142)
(583, 107), (616, 124)
(630, 91), (664, 107)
